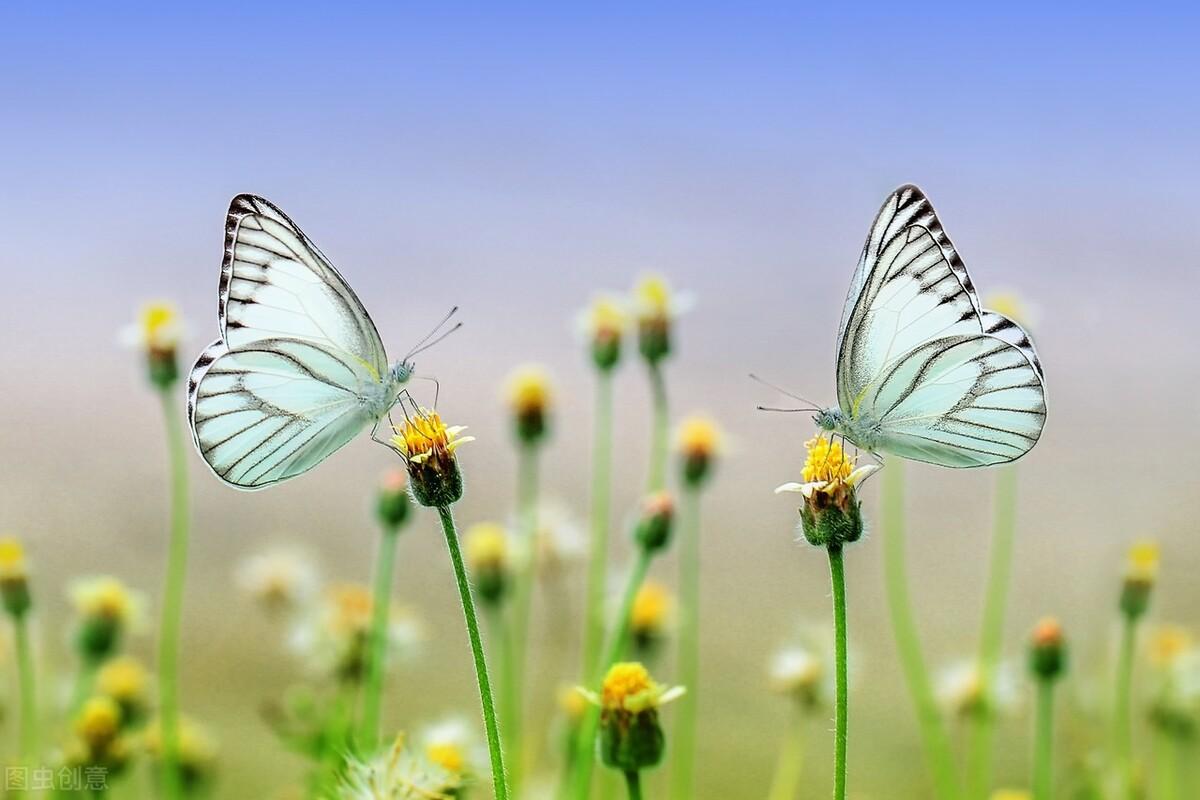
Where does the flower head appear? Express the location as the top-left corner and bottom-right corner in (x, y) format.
(335, 735), (461, 799)
(290, 584), (423, 682)
(235, 546), (320, 614)
(464, 522), (511, 606)
(582, 662), (684, 772)
(775, 436), (877, 548)
(1121, 540), (1159, 619)
(579, 293), (628, 370)
(1028, 617), (1068, 682)
(558, 682), (589, 727)
(676, 415), (723, 488)
(632, 273), (689, 364)
(1148, 625), (1195, 668)
(630, 580), (673, 653)
(505, 364), (554, 445)
(143, 716), (218, 792)
(70, 576), (146, 662)
(76, 696), (123, 753)
(420, 718), (482, 780)
(769, 645), (827, 710)
(121, 301), (186, 388)
(97, 655), (150, 723)
(0, 536), (31, 618)
(376, 468), (414, 530)
(391, 409), (474, 507)
(937, 658), (1020, 720)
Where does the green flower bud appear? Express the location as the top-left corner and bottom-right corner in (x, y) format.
(1028, 618), (1067, 682)
(390, 410), (474, 508)
(376, 470), (413, 530)
(634, 493), (674, 553)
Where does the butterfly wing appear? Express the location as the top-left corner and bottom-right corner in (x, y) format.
(220, 194), (388, 379)
(836, 186), (1046, 467)
(188, 337), (378, 490)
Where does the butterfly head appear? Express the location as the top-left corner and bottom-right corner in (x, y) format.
(390, 360), (416, 385)
(814, 408), (843, 432)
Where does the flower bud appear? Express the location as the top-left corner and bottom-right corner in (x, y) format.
(1028, 617), (1067, 682)
(464, 523), (511, 607)
(391, 410), (474, 508)
(581, 295), (626, 372)
(633, 274), (683, 366)
(630, 581), (672, 656)
(71, 576), (143, 664)
(590, 663), (683, 773)
(634, 492), (674, 553)
(1119, 540), (1158, 620)
(121, 302), (185, 390)
(775, 437), (876, 549)
(505, 365), (553, 446)
(676, 416), (722, 489)
(0, 537), (32, 619)
(376, 469), (413, 530)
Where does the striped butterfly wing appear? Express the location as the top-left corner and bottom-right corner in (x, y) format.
(835, 185), (1046, 467)
(219, 194), (388, 379)
(188, 337), (377, 490)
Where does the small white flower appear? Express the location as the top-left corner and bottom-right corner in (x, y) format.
(335, 735), (460, 799)
(936, 658), (1020, 719)
(235, 546), (320, 613)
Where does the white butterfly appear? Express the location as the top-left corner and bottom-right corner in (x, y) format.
(187, 195), (455, 490)
(808, 185), (1047, 468)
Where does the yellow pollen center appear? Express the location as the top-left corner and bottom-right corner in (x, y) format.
(602, 662), (654, 708)
(802, 436), (854, 484)
(426, 742), (466, 775)
(394, 411), (451, 462)
(631, 582), (670, 631)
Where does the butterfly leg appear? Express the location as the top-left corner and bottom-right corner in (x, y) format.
(409, 374), (441, 409)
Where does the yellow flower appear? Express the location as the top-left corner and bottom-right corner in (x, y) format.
(991, 791), (1032, 800)
(984, 291), (1033, 329)
(558, 682), (589, 724)
(76, 696), (122, 752)
(630, 580), (672, 639)
(70, 576), (144, 626)
(144, 716), (218, 782)
(579, 293), (628, 370)
(337, 735), (460, 799)
(775, 436), (877, 547)
(97, 656), (150, 708)
(505, 365), (553, 417)
(632, 273), (689, 363)
(1126, 540), (1160, 583)
(676, 415), (723, 486)
(465, 523), (510, 572)
(1148, 625), (1194, 668)
(391, 408), (474, 507)
(596, 662), (685, 714)
(802, 436), (853, 483)
(420, 718), (479, 778)
(122, 301), (185, 354)
(0, 536), (31, 618)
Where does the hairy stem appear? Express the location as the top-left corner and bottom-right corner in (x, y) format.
(828, 545), (849, 800)
(646, 363), (668, 493)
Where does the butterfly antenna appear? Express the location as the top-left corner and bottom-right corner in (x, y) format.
(406, 322), (462, 360)
(748, 373), (823, 409)
(403, 306), (460, 361)
(756, 405), (819, 413)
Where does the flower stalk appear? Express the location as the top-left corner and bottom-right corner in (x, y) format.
(1029, 618), (1067, 800)
(582, 369), (616, 712)
(359, 516), (404, 749)
(766, 707), (807, 800)
(828, 544), (849, 800)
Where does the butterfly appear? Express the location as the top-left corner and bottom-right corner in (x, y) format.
(187, 195), (457, 490)
(784, 185), (1046, 468)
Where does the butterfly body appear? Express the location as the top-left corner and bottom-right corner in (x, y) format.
(188, 195), (432, 490)
(816, 185), (1047, 469)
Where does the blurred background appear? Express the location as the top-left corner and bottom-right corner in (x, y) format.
(1, 3), (1198, 797)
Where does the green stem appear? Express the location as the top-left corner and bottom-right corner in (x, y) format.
(13, 614), (37, 762)
(670, 487), (703, 800)
(509, 441), (540, 787)
(881, 461), (960, 800)
(437, 505), (510, 800)
(157, 386), (190, 800)
(966, 466), (1019, 799)
(70, 658), (100, 717)
(646, 362), (668, 493)
(581, 371), (615, 706)
(1033, 679), (1055, 800)
(1155, 730), (1181, 800)
(359, 522), (401, 749)
(1114, 613), (1138, 797)
(624, 770), (644, 800)
(487, 602), (519, 792)
(572, 547), (655, 799)
(766, 708), (806, 800)
(828, 545), (849, 800)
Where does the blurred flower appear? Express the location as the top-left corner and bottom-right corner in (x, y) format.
(335, 735), (460, 799)
(629, 580), (673, 654)
(505, 364), (553, 445)
(676, 415), (723, 488)
(990, 791), (1032, 800)
(580, 662), (684, 772)
(376, 468), (414, 531)
(769, 645), (827, 710)
(775, 436), (877, 548)
(634, 492), (674, 554)
(1028, 617), (1068, 682)
(464, 522), (511, 606)
(937, 658), (1020, 720)
(579, 293), (628, 371)
(1120, 539), (1159, 619)
(96, 655), (150, 724)
(533, 501), (587, 577)
(983, 291), (1035, 329)
(235, 546), (320, 614)
(391, 409), (473, 507)
(1148, 624), (1195, 668)
(68, 695), (130, 772)
(144, 715), (218, 794)
(69, 576), (146, 663)
(0, 536), (31, 618)
(121, 301), (186, 388)
(419, 717), (483, 781)
(558, 682), (589, 728)
(290, 584), (422, 682)
(632, 273), (690, 364)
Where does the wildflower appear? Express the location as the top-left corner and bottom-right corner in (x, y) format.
(390, 409), (474, 508)
(632, 273), (688, 364)
(580, 662), (684, 772)
(775, 436), (878, 548)
(505, 365), (553, 445)
(676, 415), (723, 488)
(420, 718), (482, 781)
(144, 716), (218, 794)
(558, 683), (589, 728)
(634, 492), (675, 554)
(580, 293), (627, 371)
(1029, 618), (1067, 682)
(769, 645), (827, 710)
(464, 522), (511, 606)
(1148, 624), (1194, 668)
(335, 735), (460, 799)
(291, 584), (423, 682)
(0, 537), (31, 618)
(991, 791), (1032, 800)
(75, 696), (122, 753)
(96, 655), (150, 724)
(235, 546), (320, 614)
(937, 659), (1019, 720)
(1120, 540), (1159, 619)
(1148, 645), (1200, 739)
(69, 576), (146, 663)
(121, 300), (186, 389)
(376, 468), (414, 531)
(629, 580), (673, 654)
